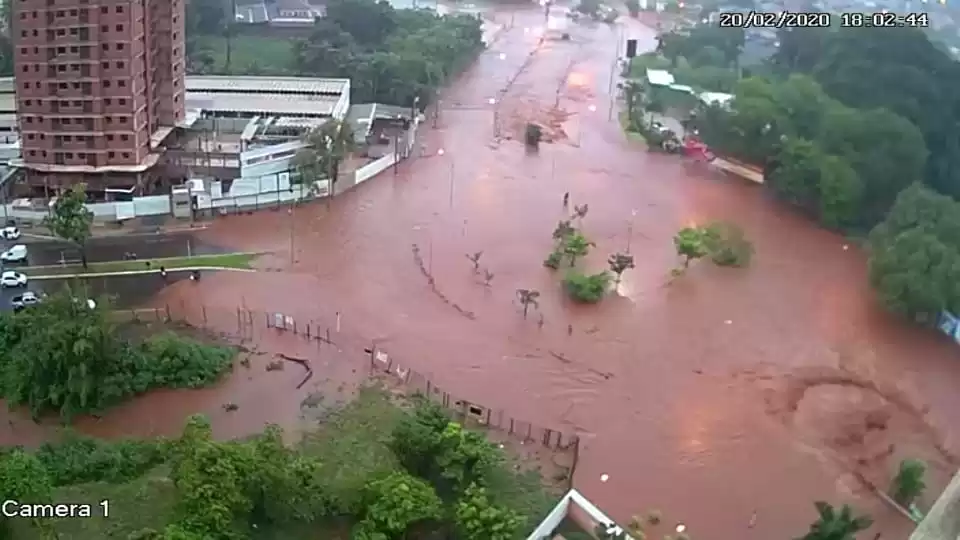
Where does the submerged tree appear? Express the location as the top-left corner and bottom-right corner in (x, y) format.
(465, 251), (483, 273)
(673, 226), (709, 273)
(563, 233), (594, 267)
(891, 459), (926, 507)
(572, 203), (590, 222)
(607, 252), (636, 287)
(798, 502), (872, 540)
(552, 220), (576, 242)
(516, 289), (540, 319)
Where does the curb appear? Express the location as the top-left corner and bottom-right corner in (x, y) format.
(31, 267), (258, 280)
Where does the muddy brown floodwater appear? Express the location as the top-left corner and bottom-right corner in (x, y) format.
(3, 7), (959, 539)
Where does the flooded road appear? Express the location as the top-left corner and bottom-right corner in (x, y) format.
(5, 8), (959, 539)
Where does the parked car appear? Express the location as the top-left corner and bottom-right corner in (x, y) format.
(0, 226), (20, 240)
(0, 271), (27, 288)
(11, 291), (40, 311)
(0, 244), (27, 263)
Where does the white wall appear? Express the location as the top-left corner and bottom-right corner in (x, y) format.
(355, 153), (395, 185)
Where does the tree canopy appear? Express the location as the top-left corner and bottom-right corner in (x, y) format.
(0, 289), (235, 419)
(698, 73), (926, 231)
(292, 0), (484, 106)
(770, 26), (960, 199)
(2, 393), (544, 540)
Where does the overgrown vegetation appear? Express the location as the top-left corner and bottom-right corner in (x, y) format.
(0, 289), (235, 420)
(5, 388), (556, 540)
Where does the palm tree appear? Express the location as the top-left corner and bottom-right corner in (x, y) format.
(515, 289), (540, 319)
(607, 252), (635, 287)
(891, 459), (926, 507)
(293, 119), (356, 205)
(563, 233), (594, 267)
(798, 502), (872, 540)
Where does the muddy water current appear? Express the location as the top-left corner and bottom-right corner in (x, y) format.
(1, 8), (958, 539)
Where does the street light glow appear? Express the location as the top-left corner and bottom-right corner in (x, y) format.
(676, 524), (686, 533)
(588, 104), (597, 112)
(488, 98), (496, 105)
(499, 52), (506, 60)
(437, 148), (445, 156)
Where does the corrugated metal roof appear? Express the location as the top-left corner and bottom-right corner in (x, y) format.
(185, 76), (349, 95)
(187, 92), (339, 116)
(646, 69), (675, 86)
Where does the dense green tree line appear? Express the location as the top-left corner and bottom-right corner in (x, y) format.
(293, 0), (484, 106)
(0, 290), (235, 420)
(1, 396), (539, 539)
(186, 0), (484, 107)
(657, 21), (960, 324)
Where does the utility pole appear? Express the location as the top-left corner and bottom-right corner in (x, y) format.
(608, 26), (623, 121)
(448, 161), (455, 209)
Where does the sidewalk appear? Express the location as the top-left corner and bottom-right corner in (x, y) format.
(21, 221), (209, 241)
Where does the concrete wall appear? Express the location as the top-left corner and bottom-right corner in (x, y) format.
(525, 490), (637, 540)
(355, 153), (396, 185)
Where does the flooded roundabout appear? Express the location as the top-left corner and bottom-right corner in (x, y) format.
(3, 8), (959, 539)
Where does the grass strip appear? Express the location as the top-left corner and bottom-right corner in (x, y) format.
(22, 252), (259, 275)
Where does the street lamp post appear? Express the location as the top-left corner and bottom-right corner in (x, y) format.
(438, 148), (455, 209)
(489, 97), (498, 137)
(626, 208), (637, 253)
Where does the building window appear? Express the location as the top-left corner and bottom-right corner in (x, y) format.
(108, 151), (115, 158)
(123, 152), (131, 159)
(103, 80), (111, 88)
(100, 6), (107, 13)
(28, 150), (35, 157)
(26, 134), (34, 140)
(118, 80), (125, 87)
(24, 100), (31, 106)
(106, 134), (114, 141)
(101, 61), (108, 69)
(116, 43), (124, 51)
(121, 134), (129, 141)
(106, 117), (112, 124)
(100, 25), (107, 32)
(115, 24), (123, 32)
(119, 116), (127, 123)
(116, 61), (124, 69)
(20, 30), (26, 37)
(118, 98), (126, 105)
(20, 65), (27, 72)
(116, 5), (123, 12)
(102, 44), (108, 51)
(65, 152), (74, 159)
(25, 117), (32, 124)
(104, 98), (112, 105)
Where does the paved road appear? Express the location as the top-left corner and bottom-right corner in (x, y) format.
(0, 272), (189, 313)
(10, 231), (225, 266)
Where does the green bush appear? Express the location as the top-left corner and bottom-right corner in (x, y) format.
(0, 290), (235, 420)
(35, 435), (169, 486)
(563, 271), (611, 303)
(544, 251), (563, 269)
(703, 221), (754, 267)
(891, 459), (926, 507)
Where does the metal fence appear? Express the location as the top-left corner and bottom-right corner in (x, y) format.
(122, 303), (580, 455)
(368, 345), (580, 451)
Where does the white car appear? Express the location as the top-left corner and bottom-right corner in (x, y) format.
(0, 244), (27, 263)
(11, 291), (40, 311)
(0, 271), (27, 288)
(0, 226), (20, 240)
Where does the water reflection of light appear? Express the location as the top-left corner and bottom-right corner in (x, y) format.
(568, 72), (589, 87)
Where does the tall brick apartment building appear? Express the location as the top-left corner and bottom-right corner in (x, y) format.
(12, 0), (186, 197)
